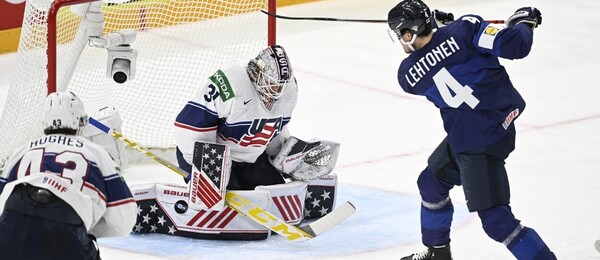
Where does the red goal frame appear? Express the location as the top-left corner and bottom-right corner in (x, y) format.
(46, 0), (277, 94)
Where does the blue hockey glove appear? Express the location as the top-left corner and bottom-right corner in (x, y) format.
(506, 7), (542, 29)
(431, 9), (454, 28)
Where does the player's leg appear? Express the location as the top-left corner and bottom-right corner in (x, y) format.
(0, 184), (99, 259)
(419, 138), (461, 247)
(477, 206), (556, 259)
(176, 147), (192, 182)
(456, 126), (556, 259)
(229, 152), (285, 190)
(401, 139), (457, 260)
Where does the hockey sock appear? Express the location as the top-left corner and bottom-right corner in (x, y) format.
(506, 227), (557, 260)
(478, 206), (556, 260)
(417, 167), (454, 246)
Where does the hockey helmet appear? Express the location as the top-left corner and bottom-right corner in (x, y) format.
(43, 91), (88, 134)
(247, 45), (294, 103)
(387, 0), (432, 37)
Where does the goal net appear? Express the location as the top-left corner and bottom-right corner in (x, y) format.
(0, 0), (273, 165)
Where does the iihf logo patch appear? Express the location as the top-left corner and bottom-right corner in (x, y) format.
(502, 108), (519, 129)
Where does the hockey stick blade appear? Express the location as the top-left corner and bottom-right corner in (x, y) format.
(298, 201), (356, 237)
(89, 117), (319, 242)
(260, 10), (504, 24)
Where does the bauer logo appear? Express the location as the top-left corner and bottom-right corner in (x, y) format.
(210, 70), (235, 102)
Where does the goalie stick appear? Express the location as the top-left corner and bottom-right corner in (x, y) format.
(88, 117), (355, 242)
(260, 10), (505, 24)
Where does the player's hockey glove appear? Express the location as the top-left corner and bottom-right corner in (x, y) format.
(507, 7), (542, 29)
(433, 9), (454, 26)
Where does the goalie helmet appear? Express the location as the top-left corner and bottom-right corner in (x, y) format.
(247, 45), (294, 104)
(43, 91), (88, 135)
(387, 0), (432, 37)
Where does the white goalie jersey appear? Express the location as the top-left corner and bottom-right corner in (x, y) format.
(174, 63), (298, 165)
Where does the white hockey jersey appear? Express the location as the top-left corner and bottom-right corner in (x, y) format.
(0, 134), (137, 237)
(174, 63), (298, 164)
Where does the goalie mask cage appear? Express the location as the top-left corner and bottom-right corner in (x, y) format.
(0, 0), (276, 164)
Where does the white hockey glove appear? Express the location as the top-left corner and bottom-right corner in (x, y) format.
(82, 106), (128, 167)
(270, 136), (340, 181)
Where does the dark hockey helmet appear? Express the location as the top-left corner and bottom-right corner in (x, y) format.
(387, 0), (432, 36)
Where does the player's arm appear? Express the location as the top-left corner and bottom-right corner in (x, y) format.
(0, 148), (24, 194)
(0, 160), (9, 194)
(469, 7), (541, 60)
(265, 125), (291, 157)
(88, 149), (136, 238)
(174, 78), (229, 167)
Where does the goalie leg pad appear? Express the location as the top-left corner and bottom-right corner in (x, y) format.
(255, 181), (308, 225)
(131, 183), (270, 240)
(188, 141), (231, 211)
(304, 173), (338, 219)
(82, 107), (128, 168)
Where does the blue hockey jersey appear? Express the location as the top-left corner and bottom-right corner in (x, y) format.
(397, 15), (534, 153)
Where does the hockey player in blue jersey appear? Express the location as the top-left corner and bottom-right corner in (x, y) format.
(387, 1), (556, 259)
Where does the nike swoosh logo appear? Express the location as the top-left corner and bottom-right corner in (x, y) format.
(243, 99), (252, 105)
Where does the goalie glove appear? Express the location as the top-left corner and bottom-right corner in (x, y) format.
(270, 136), (340, 181)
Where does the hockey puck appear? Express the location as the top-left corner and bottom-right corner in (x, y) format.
(174, 200), (188, 214)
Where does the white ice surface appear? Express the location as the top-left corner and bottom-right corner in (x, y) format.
(0, 0), (599, 259)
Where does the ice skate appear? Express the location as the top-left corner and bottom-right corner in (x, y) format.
(400, 246), (452, 260)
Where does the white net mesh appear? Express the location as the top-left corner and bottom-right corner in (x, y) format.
(0, 0), (269, 163)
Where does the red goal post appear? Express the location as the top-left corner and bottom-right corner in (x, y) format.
(0, 0), (276, 164)
(46, 0), (278, 93)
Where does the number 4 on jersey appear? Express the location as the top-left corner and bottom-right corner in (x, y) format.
(433, 68), (480, 108)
